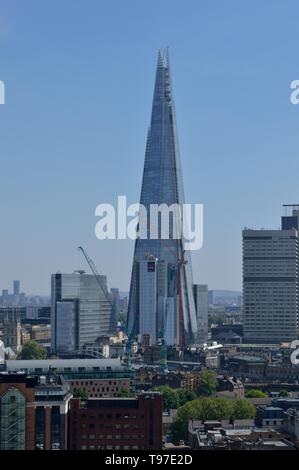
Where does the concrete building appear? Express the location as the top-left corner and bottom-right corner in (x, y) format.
(2, 310), (21, 355)
(283, 409), (299, 440)
(139, 256), (158, 344)
(5, 358), (136, 398)
(255, 406), (284, 429)
(193, 284), (208, 344)
(68, 391), (163, 450)
(51, 272), (116, 353)
(242, 223), (298, 343)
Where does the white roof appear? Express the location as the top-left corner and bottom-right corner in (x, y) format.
(6, 358), (122, 371)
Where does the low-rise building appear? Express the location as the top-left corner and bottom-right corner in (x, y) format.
(255, 406), (284, 429)
(68, 391), (163, 450)
(5, 358), (135, 398)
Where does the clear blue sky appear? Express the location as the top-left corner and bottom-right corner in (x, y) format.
(1, 0), (299, 295)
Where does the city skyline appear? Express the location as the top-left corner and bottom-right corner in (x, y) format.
(1, 1), (299, 295)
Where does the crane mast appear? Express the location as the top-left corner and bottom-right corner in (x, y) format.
(77, 246), (135, 368)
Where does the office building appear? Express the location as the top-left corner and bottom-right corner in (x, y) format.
(51, 272), (116, 353)
(243, 212), (298, 343)
(110, 288), (120, 311)
(68, 391), (163, 450)
(2, 310), (21, 354)
(193, 284), (209, 344)
(127, 51), (197, 346)
(0, 372), (71, 450)
(13, 280), (20, 297)
(6, 358), (136, 398)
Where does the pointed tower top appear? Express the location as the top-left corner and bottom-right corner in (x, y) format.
(157, 47), (170, 68)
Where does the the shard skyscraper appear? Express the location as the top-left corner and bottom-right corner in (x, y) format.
(127, 50), (198, 346)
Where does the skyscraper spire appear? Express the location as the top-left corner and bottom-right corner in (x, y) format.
(127, 50), (197, 346)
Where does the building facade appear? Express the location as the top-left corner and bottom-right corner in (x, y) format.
(6, 358), (136, 398)
(0, 373), (71, 450)
(68, 392), (163, 450)
(51, 272), (116, 353)
(2, 310), (21, 354)
(243, 224), (298, 343)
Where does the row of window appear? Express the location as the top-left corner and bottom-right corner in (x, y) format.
(81, 413), (143, 419)
(80, 434), (144, 440)
(81, 423), (141, 430)
(81, 445), (140, 450)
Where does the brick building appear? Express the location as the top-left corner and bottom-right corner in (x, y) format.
(0, 372), (71, 450)
(68, 391), (163, 450)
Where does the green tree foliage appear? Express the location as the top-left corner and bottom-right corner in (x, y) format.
(73, 388), (88, 399)
(152, 386), (197, 411)
(245, 389), (267, 398)
(171, 397), (256, 441)
(196, 370), (218, 397)
(153, 386), (180, 411)
(18, 340), (47, 360)
(232, 400), (256, 419)
(176, 389), (197, 407)
(278, 389), (289, 397)
(117, 388), (131, 397)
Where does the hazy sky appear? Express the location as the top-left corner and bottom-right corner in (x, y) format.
(1, 0), (299, 295)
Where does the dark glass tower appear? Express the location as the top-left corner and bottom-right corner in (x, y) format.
(127, 50), (197, 346)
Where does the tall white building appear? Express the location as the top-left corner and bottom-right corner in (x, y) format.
(193, 284), (209, 344)
(139, 256), (158, 344)
(137, 255), (180, 346)
(51, 272), (116, 353)
(243, 221), (298, 344)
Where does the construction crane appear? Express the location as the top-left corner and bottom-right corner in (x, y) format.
(158, 299), (169, 374)
(77, 246), (136, 368)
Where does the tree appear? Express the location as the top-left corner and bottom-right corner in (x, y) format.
(176, 389), (197, 407)
(171, 397), (256, 442)
(153, 386), (180, 411)
(278, 390), (289, 397)
(117, 388), (131, 398)
(18, 340), (47, 360)
(171, 397), (234, 441)
(245, 389), (267, 398)
(73, 388), (88, 399)
(233, 400), (256, 419)
(196, 370), (218, 397)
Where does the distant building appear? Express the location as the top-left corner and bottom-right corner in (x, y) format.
(2, 310), (21, 354)
(13, 280), (20, 297)
(208, 290), (241, 306)
(51, 272), (116, 353)
(243, 218), (298, 343)
(193, 284), (208, 344)
(26, 306), (51, 321)
(68, 391), (163, 450)
(110, 288), (120, 311)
